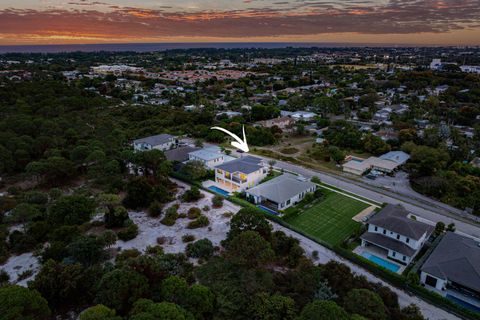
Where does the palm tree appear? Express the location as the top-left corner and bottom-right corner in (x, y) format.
(268, 160), (277, 176)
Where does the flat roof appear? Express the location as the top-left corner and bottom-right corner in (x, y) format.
(215, 156), (263, 174)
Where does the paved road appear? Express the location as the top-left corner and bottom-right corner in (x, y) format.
(271, 223), (460, 320)
(231, 150), (480, 239)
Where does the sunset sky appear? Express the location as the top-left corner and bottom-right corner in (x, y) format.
(0, 0), (479, 45)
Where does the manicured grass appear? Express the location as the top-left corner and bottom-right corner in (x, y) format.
(284, 189), (370, 246)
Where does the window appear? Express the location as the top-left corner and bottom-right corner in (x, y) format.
(396, 235), (400, 240)
(402, 256), (406, 261)
(406, 238), (410, 243)
(425, 275), (438, 287)
(286, 199), (291, 205)
(392, 252), (396, 257)
(374, 226), (378, 231)
(383, 230), (386, 235)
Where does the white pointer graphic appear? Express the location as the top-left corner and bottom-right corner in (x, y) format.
(210, 125), (250, 153)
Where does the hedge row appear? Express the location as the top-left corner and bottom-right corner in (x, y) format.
(174, 177), (480, 320)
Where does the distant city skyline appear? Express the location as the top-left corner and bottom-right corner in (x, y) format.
(0, 0), (479, 45)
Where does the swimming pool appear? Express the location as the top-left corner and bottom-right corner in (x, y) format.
(208, 186), (230, 197)
(257, 205), (279, 216)
(446, 294), (480, 313)
(361, 252), (400, 272)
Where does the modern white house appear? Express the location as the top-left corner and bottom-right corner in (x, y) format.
(360, 204), (433, 265)
(245, 173), (316, 211)
(133, 134), (177, 152)
(187, 146), (235, 169)
(420, 232), (480, 309)
(214, 156), (267, 192)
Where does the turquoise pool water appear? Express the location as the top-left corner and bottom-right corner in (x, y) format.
(208, 186), (230, 197)
(361, 252), (400, 272)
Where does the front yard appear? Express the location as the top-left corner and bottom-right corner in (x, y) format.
(283, 188), (370, 246)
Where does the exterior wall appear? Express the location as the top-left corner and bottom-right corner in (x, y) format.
(215, 168), (267, 192)
(188, 154), (224, 169)
(367, 224), (426, 250)
(343, 166), (367, 176)
(246, 185), (316, 210)
(360, 238), (412, 264)
(421, 271), (447, 291)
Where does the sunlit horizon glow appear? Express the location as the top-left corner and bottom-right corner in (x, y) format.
(0, 0), (479, 46)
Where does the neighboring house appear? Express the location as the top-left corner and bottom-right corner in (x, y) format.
(133, 134), (177, 152)
(256, 116), (295, 130)
(246, 173), (316, 211)
(420, 232), (480, 306)
(188, 146), (235, 169)
(470, 157), (480, 169)
(360, 204), (433, 264)
(291, 111), (317, 121)
(164, 146), (200, 162)
(216, 111), (242, 119)
(214, 156), (267, 192)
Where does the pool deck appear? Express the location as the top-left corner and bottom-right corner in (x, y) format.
(354, 246), (405, 274)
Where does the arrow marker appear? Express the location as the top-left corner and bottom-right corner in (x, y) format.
(211, 125), (249, 153)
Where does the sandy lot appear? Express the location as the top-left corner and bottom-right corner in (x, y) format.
(114, 179), (241, 254)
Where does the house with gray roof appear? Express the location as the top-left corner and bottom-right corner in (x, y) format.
(164, 146), (200, 162)
(420, 232), (480, 307)
(188, 146), (235, 169)
(360, 204), (433, 265)
(133, 134), (177, 152)
(379, 151), (410, 166)
(245, 173), (316, 211)
(214, 156), (267, 192)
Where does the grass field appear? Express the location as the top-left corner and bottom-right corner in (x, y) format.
(284, 189), (370, 246)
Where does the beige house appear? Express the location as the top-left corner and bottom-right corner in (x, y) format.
(214, 156), (267, 192)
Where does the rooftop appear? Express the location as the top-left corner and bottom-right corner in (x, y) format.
(215, 155), (263, 174)
(421, 232), (480, 293)
(189, 146), (224, 161)
(379, 151), (410, 165)
(368, 204), (433, 240)
(133, 134), (174, 146)
(246, 173), (316, 204)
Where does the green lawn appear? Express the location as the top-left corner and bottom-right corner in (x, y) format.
(284, 189), (370, 246)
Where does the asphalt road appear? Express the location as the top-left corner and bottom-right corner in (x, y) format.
(231, 150), (480, 239)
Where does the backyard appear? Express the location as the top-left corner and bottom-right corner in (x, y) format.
(283, 188), (371, 246)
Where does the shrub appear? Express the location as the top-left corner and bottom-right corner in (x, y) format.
(311, 176), (321, 184)
(0, 270), (9, 285)
(117, 220), (139, 241)
(212, 195), (224, 208)
(182, 234), (195, 243)
(182, 187), (203, 202)
(105, 206), (129, 228)
(146, 245), (164, 255)
(115, 249), (141, 263)
(186, 239), (214, 259)
(187, 207), (201, 220)
(161, 206), (179, 226)
(187, 215), (210, 229)
(148, 201), (163, 218)
(17, 269), (33, 281)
